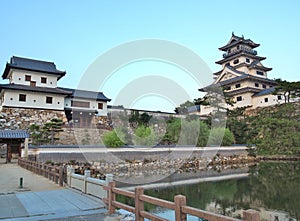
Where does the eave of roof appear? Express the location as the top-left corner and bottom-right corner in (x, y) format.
(226, 87), (262, 96)
(2, 56), (66, 80)
(199, 75), (277, 91)
(216, 52), (266, 65)
(219, 35), (260, 51)
(64, 107), (99, 113)
(0, 130), (29, 139)
(252, 87), (276, 97)
(59, 87), (111, 101)
(0, 84), (72, 95)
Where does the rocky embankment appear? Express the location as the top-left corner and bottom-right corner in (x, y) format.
(64, 154), (258, 179)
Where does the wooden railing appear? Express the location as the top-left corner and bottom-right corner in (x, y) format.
(18, 158), (65, 186)
(104, 181), (260, 221)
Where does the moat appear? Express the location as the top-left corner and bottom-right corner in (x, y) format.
(118, 161), (300, 221)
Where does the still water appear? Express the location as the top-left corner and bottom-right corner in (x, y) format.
(141, 162), (300, 221)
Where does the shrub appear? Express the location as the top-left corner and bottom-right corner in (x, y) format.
(103, 128), (125, 148)
(133, 126), (156, 146)
(208, 127), (235, 146)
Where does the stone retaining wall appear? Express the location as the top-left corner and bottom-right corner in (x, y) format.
(0, 107), (67, 129)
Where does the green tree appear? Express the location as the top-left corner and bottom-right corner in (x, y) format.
(208, 127), (235, 146)
(174, 100), (195, 114)
(273, 78), (300, 103)
(103, 128), (125, 148)
(29, 124), (43, 145)
(43, 118), (63, 144)
(133, 125), (156, 146)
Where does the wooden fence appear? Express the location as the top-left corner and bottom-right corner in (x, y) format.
(18, 158), (65, 186)
(104, 181), (260, 221)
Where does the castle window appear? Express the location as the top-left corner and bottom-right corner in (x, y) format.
(98, 103), (103, 110)
(264, 97), (269, 102)
(235, 83), (241, 88)
(41, 77), (47, 84)
(263, 84), (267, 89)
(30, 81), (36, 87)
(278, 95), (282, 100)
(225, 86), (231, 91)
(19, 94), (26, 102)
(256, 71), (264, 76)
(255, 83), (259, 87)
(71, 100), (90, 108)
(25, 75), (31, 81)
(237, 45), (240, 50)
(246, 58), (250, 63)
(236, 96), (242, 102)
(233, 59), (239, 64)
(46, 96), (53, 104)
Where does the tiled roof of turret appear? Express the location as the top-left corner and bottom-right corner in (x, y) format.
(199, 74), (277, 92)
(252, 87), (276, 97)
(2, 56), (66, 80)
(0, 84), (72, 95)
(59, 87), (111, 101)
(219, 33), (260, 51)
(248, 60), (272, 71)
(216, 52), (266, 65)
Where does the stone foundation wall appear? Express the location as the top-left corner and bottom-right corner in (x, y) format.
(0, 107), (68, 130)
(0, 107), (111, 145)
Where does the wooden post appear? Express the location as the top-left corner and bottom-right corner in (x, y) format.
(135, 187), (144, 221)
(175, 195), (187, 221)
(243, 209), (260, 221)
(108, 181), (116, 214)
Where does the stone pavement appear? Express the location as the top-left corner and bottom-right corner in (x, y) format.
(0, 161), (63, 194)
(0, 161), (125, 221)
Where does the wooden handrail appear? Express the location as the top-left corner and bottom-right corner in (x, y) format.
(18, 158), (64, 187)
(139, 194), (175, 210)
(104, 181), (260, 221)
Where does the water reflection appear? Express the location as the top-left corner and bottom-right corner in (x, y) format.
(143, 162), (300, 220)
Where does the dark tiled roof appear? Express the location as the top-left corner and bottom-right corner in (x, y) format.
(0, 130), (29, 139)
(248, 60), (272, 71)
(199, 74), (277, 91)
(226, 87), (262, 96)
(226, 65), (247, 75)
(219, 33), (260, 51)
(2, 56), (66, 80)
(252, 87), (276, 97)
(59, 87), (111, 101)
(0, 84), (72, 95)
(216, 52), (266, 65)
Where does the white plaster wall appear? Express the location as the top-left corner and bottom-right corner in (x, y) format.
(252, 94), (284, 109)
(64, 98), (108, 116)
(10, 70), (58, 88)
(233, 92), (253, 108)
(3, 90), (65, 110)
(248, 69), (267, 78)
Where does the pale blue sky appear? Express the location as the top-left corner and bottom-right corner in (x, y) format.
(0, 1), (299, 112)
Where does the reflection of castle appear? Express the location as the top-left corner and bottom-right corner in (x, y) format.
(199, 33), (285, 116)
(205, 202), (297, 221)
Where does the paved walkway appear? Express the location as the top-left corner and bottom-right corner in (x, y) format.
(0, 162), (120, 221)
(0, 162), (63, 194)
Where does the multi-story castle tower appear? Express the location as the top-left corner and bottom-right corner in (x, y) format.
(199, 33), (283, 115)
